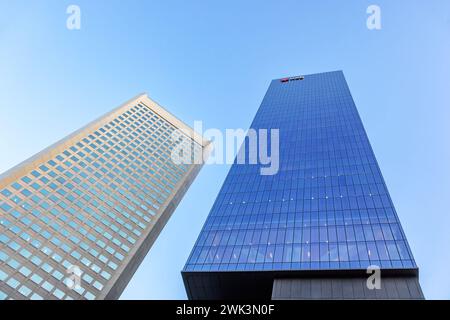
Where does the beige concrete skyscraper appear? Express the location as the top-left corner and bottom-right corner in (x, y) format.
(0, 94), (210, 300)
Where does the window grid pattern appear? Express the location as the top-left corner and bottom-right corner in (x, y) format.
(185, 71), (416, 273)
(1, 102), (202, 300)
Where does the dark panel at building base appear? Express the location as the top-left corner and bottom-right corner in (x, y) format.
(272, 276), (424, 300)
(182, 269), (423, 300)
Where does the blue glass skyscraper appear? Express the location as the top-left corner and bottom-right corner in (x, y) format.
(182, 71), (423, 299)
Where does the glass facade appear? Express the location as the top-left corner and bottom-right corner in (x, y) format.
(0, 94), (208, 300)
(184, 71), (416, 275)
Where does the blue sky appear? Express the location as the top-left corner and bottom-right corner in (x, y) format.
(0, 0), (449, 299)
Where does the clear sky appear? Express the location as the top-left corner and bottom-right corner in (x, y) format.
(0, 0), (449, 299)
